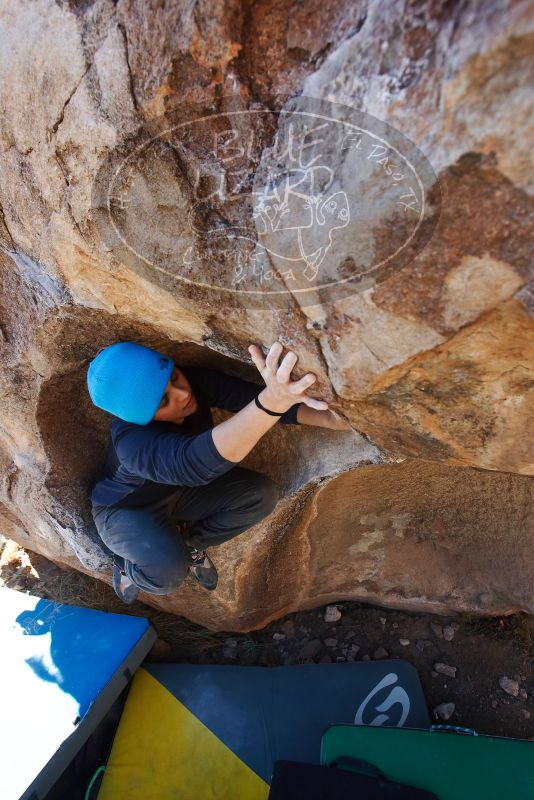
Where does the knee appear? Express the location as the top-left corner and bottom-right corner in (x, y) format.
(249, 474), (280, 518)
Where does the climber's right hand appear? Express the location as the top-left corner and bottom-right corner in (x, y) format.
(248, 341), (329, 413)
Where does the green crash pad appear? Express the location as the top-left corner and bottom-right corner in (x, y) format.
(321, 724), (534, 800)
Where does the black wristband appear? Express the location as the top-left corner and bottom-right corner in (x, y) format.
(254, 393), (285, 416)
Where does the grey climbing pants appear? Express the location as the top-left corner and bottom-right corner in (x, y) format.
(91, 466), (279, 596)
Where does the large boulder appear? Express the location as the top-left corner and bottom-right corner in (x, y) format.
(0, 0), (532, 630)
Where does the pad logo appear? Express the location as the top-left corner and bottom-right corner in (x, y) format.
(158, 357), (169, 370)
(354, 672), (411, 727)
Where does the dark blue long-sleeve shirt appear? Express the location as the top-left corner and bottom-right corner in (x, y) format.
(90, 365), (301, 508)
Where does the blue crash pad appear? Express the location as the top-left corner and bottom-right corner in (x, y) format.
(0, 586), (156, 800)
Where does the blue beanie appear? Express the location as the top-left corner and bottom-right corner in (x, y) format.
(87, 342), (174, 425)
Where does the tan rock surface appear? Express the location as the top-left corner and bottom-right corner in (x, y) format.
(0, 0), (532, 629)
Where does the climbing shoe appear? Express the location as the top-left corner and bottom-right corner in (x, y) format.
(187, 547), (218, 591)
(112, 555), (140, 604)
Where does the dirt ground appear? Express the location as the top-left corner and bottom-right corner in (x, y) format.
(1, 537), (533, 744)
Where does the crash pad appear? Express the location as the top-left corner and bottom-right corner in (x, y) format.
(0, 586), (156, 800)
(98, 659), (430, 799)
(321, 723), (534, 799)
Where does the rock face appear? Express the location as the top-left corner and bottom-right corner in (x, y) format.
(0, 0), (532, 631)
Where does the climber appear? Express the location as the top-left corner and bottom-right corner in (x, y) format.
(87, 340), (351, 604)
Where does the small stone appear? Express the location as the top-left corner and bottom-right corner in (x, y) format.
(434, 662), (457, 678)
(519, 689), (528, 699)
(416, 639), (433, 652)
(324, 605), (342, 623)
(273, 633), (286, 641)
(361, 654), (371, 661)
(225, 638), (238, 648)
(281, 620), (295, 636)
(434, 702), (455, 721)
(430, 623), (443, 639)
(319, 654), (332, 664)
(443, 625), (457, 641)
(499, 676), (519, 697)
(324, 638), (338, 647)
(399, 639), (410, 646)
(344, 631), (356, 640)
(335, 656), (347, 663)
(431, 671), (438, 678)
(299, 639), (322, 659)
(380, 617), (387, 625)
(392, 622), (399, 629)
(349, 643), (361, 655)
(522, 710), (531, 719)
(492, 700), (498, 708)
(374, 647), (389, 660)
